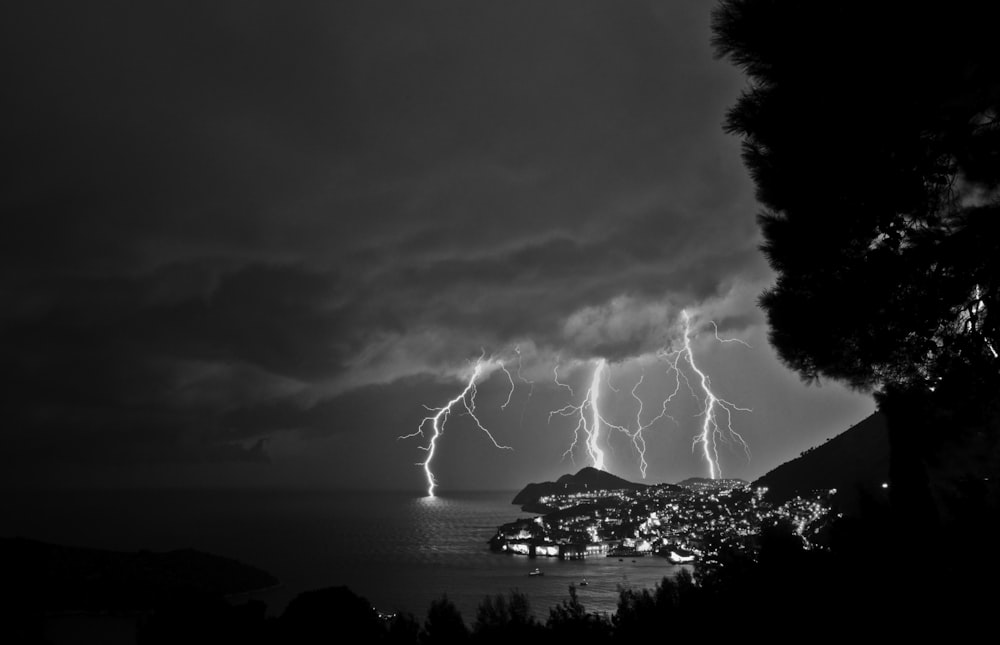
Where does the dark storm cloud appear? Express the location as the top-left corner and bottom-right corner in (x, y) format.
(353, 211), (762, 360)
(1, 0), (765, 474)
(1, 262), (349, 466)
(220, 375), (467, 440)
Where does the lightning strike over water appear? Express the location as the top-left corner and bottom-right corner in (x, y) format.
(399, 357), (513, 496)
(407, 311), (752, 493)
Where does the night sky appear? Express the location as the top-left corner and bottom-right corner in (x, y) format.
(3, 1), (873, 493)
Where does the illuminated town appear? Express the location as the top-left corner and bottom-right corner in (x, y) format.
(489, 479), (836, 566)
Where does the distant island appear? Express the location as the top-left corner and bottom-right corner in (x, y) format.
(512, 466), (653, 512)
(2, 537), (279, 614)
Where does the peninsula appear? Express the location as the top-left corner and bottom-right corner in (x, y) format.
(494, 469), (836, 564)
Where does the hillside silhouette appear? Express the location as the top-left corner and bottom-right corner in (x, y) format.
(753, 413), (889, 513)
(1, 537), (277, 614)
(512, 467), (648, 511)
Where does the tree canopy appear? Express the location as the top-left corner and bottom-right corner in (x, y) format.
(711, 1), (1000, 401)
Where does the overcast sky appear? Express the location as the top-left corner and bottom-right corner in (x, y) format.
(2, 1), (874, 492)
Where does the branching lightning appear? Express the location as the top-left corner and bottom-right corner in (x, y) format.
(404, 310), (753, 494)
(549, 358), (632, 471)
(605, 364), (620, 393)
(629, 365), (681, 479)
(552, 357), (575, 398)
(548, 361), (597, 467)
(546, 310), (752, 479)
(514, 345), (534, 393)
(498, 361), (515, 410)
(630, 373), (649, 478)
(399, 356), (513, 496)
(711, 320), (753, 349)
(675, 310), (752, 479)
(586, 361), (606, 469)
(514, 344), (534, 424)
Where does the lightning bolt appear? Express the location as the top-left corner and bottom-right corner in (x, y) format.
(402, 312), (750, 491)
(549, 358), (633, 471)
(630, 373), (649, 478)
(514, 345), (534, 424)
(586, 360), (606, 469)
(678, 309), (751, 479)
(552, 357), (574, 397)
(604, 363), (620, 393)
(629, 352), (693, 479)
(498, 361), (515, 410)
(710, 320), (752, 348)
(399, 356), (513, 496)
(514, 345), (534, 392)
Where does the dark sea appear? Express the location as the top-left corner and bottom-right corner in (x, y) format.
(6, 489), (690, 640)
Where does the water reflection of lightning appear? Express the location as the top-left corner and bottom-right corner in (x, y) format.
(399, 356), (513, 496)
(674, 309), (751, 479)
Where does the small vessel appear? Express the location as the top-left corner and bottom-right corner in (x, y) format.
(580, 579), (589, 586)
(528, 567), (544, 576)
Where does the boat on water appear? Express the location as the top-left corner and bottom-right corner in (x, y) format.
(580, 579), (589, 586)
(528, 567), (544, 576)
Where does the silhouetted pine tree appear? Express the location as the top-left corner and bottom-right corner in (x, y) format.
(421, 595), (468, 645)
(712, 0), (1000, 552)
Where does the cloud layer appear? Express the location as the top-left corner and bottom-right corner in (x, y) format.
(1, 1), (871, 488)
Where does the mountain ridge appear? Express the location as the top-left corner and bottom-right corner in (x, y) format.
(512, 466), (649, 511)
(753, 412), (888, 513)
(1, 536), (279, 612)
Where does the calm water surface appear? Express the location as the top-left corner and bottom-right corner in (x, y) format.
(6, 489), (689, 620)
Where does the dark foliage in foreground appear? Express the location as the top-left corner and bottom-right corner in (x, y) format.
(8, 476), (994, 644)
(712, 0), (1000, 555)
(118, 492), (997, 644)
(0, 538), (278, 615)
